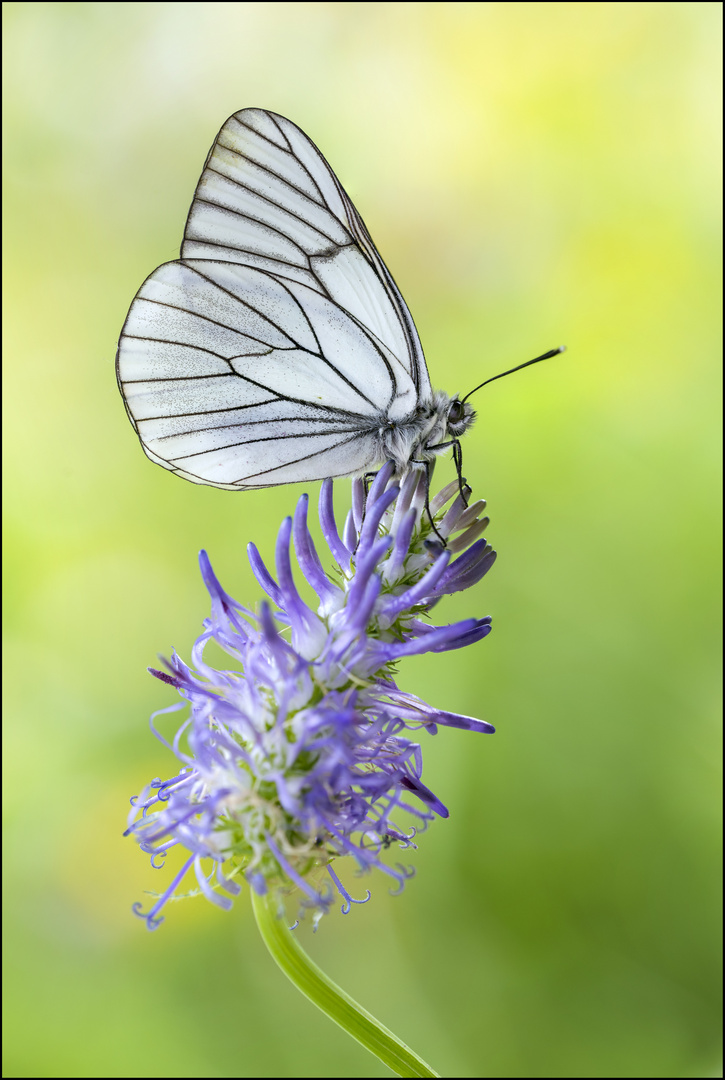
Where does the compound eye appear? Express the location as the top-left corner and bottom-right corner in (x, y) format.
(448, 400), (464, 425)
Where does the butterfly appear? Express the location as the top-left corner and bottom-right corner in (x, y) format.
(116, 108), (561, 494)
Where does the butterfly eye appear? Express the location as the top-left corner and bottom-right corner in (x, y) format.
(448, 400), (464, 426)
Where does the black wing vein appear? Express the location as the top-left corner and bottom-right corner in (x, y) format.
(204, 166), (346, 248)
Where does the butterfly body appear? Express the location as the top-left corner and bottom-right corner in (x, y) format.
(373, 390), (476, 477)
(117, 108), (475, 489)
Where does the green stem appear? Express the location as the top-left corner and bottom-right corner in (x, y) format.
(251, 889), (440, 1078)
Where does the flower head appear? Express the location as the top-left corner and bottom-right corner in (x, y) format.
(127, 464), (496, 930)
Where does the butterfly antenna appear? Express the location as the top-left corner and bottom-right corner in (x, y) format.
(461, 346), (566, 404)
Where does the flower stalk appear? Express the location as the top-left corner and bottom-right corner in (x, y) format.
(252, 889), (439, 1078)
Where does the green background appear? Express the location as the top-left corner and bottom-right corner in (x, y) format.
(3, 3), (721, 1077)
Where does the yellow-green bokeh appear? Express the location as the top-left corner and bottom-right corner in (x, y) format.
(3, 3), (721, 1077)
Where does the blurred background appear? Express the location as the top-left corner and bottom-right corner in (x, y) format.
(3, 3), (721, 1077)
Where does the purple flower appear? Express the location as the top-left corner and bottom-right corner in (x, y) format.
(127, 464), (496, 930)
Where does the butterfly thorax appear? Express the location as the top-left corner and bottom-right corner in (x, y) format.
(377, 390), (476, 476)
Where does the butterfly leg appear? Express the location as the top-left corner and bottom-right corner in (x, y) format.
(353, 469), (383, 554)
(451, 439), (470, 508)
(411, 458), (447, 547)
(362, 470), (379, 499)
(423, 439), (470, 508)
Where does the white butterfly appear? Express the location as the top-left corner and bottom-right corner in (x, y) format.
(116, 108), (561, 492)
(115, 107), (478, 492)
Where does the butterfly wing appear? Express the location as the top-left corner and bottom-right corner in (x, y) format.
(181, 108), (431, 404)
(117, 108), (430, 488)
(118, 258), (397, 488)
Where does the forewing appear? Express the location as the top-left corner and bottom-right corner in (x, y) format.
(116, 259), (386, 489)
(180, 107), (431, 411)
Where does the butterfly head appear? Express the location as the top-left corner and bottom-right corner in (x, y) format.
(446, 398), (476, 439)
